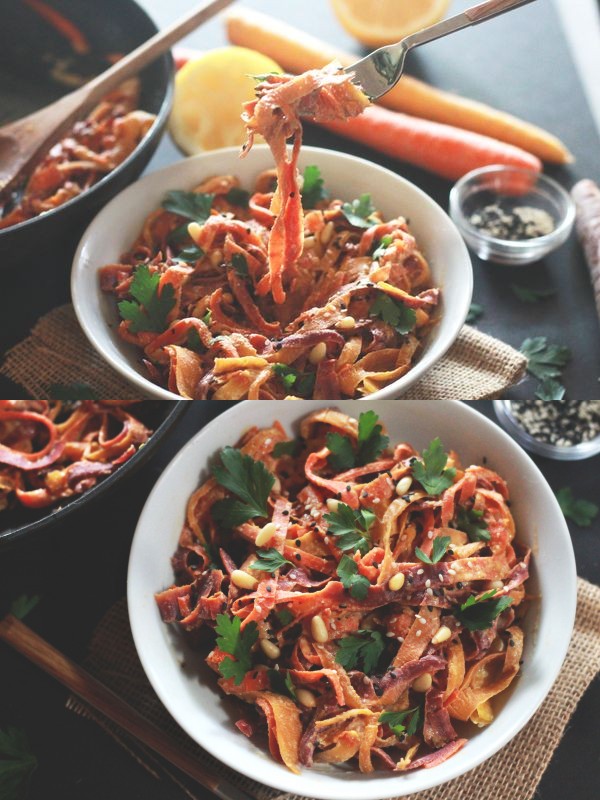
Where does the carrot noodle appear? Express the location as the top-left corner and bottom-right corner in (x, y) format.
(156, 410), (530, 774)
(24, 0), (91, 55)
(0, 80), (155, 231)
(0, 401), (151, 510)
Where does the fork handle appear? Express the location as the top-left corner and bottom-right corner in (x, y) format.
(465, 0), (537, 24)
(404, 0), (536, 49)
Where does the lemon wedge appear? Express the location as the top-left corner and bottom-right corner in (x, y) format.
(329, 0), (451, 48)
(169, 46), (282, 154)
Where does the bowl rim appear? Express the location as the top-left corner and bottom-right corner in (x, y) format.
(72, 144), (473, 401)
(127, 400), (577, 800)
(0, 400), (187, 548)
(0, 0), (174, 241)
(449, 165), (576, 250)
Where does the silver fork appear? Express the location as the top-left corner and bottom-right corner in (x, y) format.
(345, 0), (537, 100)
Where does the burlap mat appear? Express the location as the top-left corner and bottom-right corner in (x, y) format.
(1, 305), (526, 400)
(67, 577), (600, 800)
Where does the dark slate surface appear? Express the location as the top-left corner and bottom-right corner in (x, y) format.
(0, 0), (599, 397)
(0, 400), (598, 800)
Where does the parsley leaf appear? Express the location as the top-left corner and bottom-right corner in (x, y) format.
(271, 364), (315, 398)
(231, 253), (248, 277)
(356, 410), (390, 465)
(326, 432), (355, 472)
(324, 503), (375, 556)
(9, 594), (41, 620)
(336, 630), (385, 673)
(118, 264), (176, 334)
(273, 440), (302, 458)
(269, 669), (297, 700)
(48, 382), (97, 400)
(380, 707), (420, 738)
(556, 487), (599, 527)
(510, 284), (555, 304)
(250, 548), (293, 574)
(372, 234), (393, 260)
(453, 507), (490, 542)
(520, 337), (571, 382)
(201, 309), (212, 327)
(162, 190), (214, 222)
(327, 411), (389, 472)
(370, 294), (417, 335)
(211, 447), (275, 528)
(301, 165), (328, 209)
(248, 72), (279, 82)
(177, 244), (204, 263)
(415, 535), (451, 564)
(337, 555), (371, 600)
(456, 590), (512, 631)
(226, 187), (250, 207)
(0, 726), (37, 800)
(466, 302), (484, 324)
(535, 379), (566, 400)
(276, 609), (294, 627)
(411, 438), (456, 496)
(215, 613), (258, 685)
(341, 194), (376, 229)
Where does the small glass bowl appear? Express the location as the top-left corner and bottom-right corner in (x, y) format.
(493, 400), (600, 460)
(450, 166), (576, 266)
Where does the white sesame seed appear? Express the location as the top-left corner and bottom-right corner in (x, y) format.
(448, 568), (456, 576)
(416, 630), (422, 637)
(324, 536), (329, 544)
(372, 498), (381, 504)
(386, 631), (395, 638)
(417, 568), (424, 575)
(425, 579), (431, 588)
(428, 531), (434, 539)
(397, 636), (404, 643)
(438, 573), (444, 582)
(426, 588), (434, 596)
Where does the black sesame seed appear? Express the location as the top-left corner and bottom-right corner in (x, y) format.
(456, 582), (464, 589)
(346, 485), (352, 492)
(295, 539), (301, 546)
(295, 554), (302, 561)
(283, 510), (290, 516)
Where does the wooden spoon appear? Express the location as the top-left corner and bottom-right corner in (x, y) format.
(0, 0), (235, 196)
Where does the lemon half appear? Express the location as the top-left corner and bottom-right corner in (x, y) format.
(330, 0), (451, 48)
(169, 46), (282, 154)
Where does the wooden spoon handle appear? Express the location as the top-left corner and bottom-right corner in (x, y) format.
(81, 0), (235, 106)
(0, 615), (253, 800)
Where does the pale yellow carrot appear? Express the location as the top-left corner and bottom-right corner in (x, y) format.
(226, 7), (573, 164)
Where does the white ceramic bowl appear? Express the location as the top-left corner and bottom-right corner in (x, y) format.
(127, 400), (576, 800)
(72, 145), (472, 399)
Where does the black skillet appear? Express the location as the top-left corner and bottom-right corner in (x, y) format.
(0, 0), (173, 263)
(0, 401), (188, 548)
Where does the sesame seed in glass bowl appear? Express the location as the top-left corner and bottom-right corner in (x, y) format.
(493, 400), (600, 460)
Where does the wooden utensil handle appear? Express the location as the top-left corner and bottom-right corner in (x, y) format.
(465, 0), (536, 24)
(0, 615), (251, 800)
(81, 0), (235, 106)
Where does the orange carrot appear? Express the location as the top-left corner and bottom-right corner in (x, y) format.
(321, 104), (541, 181)
(226, 7), (572, 165)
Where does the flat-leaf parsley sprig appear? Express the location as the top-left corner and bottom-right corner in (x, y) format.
(118, 264), (176, 334)
(324, 503), (375, 556)
(215, 613), (258, 685)
(211, 447), (274, 528)
(335, 629), (385, 673)
(411, 438), (456, 495)
(456, 590), (512, 632)
(326, 410), (389, 471)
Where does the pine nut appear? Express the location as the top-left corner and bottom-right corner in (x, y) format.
(260, 639), (281, 660)
(396, 477), (412, 496)
(490, 580), (504, 590)
(389, 572), (405, 592)
(326, 498), (339, 514)
(432, 625), (452, 645)
(320, 221), (335, 245)
(188, 221), (203, 241)
(412, 673), (432, 693)
(231, 570), (258, 591)
(308, 342), (327, 365)
(490, 636), (505, 653)
(296, 688), (317, 708)
(210, 249), (223, 268)
(303, 236), (316, 250)
(255, 522), (277, 547)
(311, 615), (328, 643)
(336, 316), (356, 331)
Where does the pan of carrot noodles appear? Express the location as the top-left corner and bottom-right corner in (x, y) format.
(156, 408), (530, 775)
